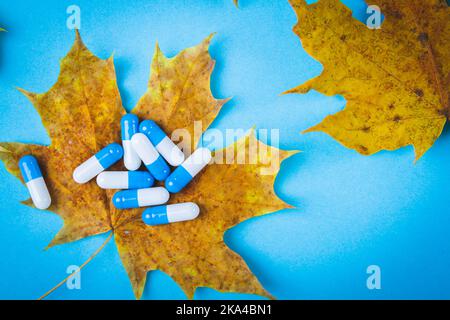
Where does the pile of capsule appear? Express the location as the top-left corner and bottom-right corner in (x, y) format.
(18, 114), (212, 226)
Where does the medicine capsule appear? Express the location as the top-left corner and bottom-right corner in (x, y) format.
(121, 114), (142, 171)
(142, 202), (200, 226)
(131, 133), (170, 181)
(73, 143), (123, 184)
(165, 148), (212, 193)
(113, 187), (170, 209)
(139, 120), (185, 166)
(96, 171), (154, 189)
(19, 155), (51, 210)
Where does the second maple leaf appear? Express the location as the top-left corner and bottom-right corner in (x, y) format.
(288, 0), (449, 161)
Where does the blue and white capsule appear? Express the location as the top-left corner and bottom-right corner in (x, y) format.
(96, 171), (154, 189)
(131, 133), (170, 181)
(19, 155), (51, 210)
(73, 143), (124, 184)
(165, 148), (212, 193)
(121, 114), (142, 171)
(139, 120), (185, 166)
(142, 202), (200, 226)
(113, 187), (170, 209)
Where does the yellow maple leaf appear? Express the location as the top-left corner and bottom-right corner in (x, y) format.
(0, 31), (295, 299)
(288, 0), (450, 160)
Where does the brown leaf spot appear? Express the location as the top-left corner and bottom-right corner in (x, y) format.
(391, 10), (403, 19)
(358, 145), (368, 153)
(418, 32), (429, 43)
(414, 88), (424, 97)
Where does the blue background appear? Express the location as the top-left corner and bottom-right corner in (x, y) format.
(0, 0), (449, 300)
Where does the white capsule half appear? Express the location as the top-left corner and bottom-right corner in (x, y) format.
(131, 133), (170, 181)
(165, 148), (212, 193)
(182, 148), (212, 177)
(139, 120), (185, 166)
(123, 140), (141, 171)
(156, 136), (185, 166)
(73, 156), (104, 184)
(27, 177), (51, 210)
(131, 133), (159, 165)
(121, 114), (142, 171)
(137, 187), (170, 207)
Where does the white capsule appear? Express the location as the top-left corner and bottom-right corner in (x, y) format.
(142, 202), (200, 226)
(73, 143), (124, 184)
(19, 155), (51, 210)
(96, 171), (154, 189)
(113, 187), (170, 209)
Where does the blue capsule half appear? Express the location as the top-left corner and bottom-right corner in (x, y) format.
(19, 155), (43, 183)
(121, 114), (139, 141)
(19, 155), (52, 210)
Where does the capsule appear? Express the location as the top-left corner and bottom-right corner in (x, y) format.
(139, 120), (185, 166)
(121, 114), (142, 171)
(96, 171), (154, 189)
(142, 202), (200, 226)
(19, 155), (51, 210)
(165, 148), (212, 193)
(113, 187), (170, 209)
(73, 143), (123, 184)
(131, 133), (170, 181)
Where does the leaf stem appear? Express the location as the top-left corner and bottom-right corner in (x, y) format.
(37, 232), (113, 300)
